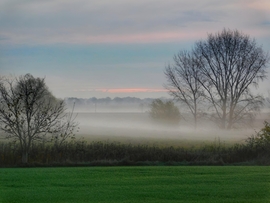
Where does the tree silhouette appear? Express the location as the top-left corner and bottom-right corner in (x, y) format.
(165, 29), (269, 129)
(0, 74), (77, 163)
(165, 51), (204, 128)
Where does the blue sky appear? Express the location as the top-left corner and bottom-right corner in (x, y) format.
(0, 0), (270, 98)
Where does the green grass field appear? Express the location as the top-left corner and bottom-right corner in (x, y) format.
(0, 166), (269, 203)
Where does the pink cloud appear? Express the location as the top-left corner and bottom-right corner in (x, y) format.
(80, 31), (202, 44)
(246, 0), (270, 11)
(0, 30), (206, 45)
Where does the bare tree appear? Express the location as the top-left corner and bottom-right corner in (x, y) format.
(194, 29), (268, 129)
(164, 51), (204, 128)
(0, 74), (77, 163)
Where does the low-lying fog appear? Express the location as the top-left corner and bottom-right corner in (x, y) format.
(75, 111), (270, 145)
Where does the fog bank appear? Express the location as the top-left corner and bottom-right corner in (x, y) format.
(75, 112), (269, 144)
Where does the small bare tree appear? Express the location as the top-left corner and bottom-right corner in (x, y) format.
(194, 29), (268, 129)
(164, 51), (204, 128)
(0, 74), (78, 163)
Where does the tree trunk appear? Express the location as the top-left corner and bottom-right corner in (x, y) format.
(194, 114), (198, 129)
(227, 119), (233, 130)
(22, 151), (28, 164)
(221, 101), (227, 129)
(227, 107), (234, 129)
(194, 101), (198, 129)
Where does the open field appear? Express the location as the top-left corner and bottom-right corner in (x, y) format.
(1, 166), (269, 203)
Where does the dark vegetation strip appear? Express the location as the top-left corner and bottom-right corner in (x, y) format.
(0, 166), (269, 203)
(1, 122), (269, 167)
(0, 136), (269, 167)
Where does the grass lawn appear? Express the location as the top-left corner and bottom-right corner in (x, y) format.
(0, 166), (269, 203)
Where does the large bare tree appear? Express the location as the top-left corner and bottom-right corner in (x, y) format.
(165, 29), (269, 129)
(164, 51), (204, 128)
(194, 29), (268, 129)
(0, 74), (77, 163)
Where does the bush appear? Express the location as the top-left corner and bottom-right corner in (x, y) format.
(149, 99), (181, 125)
(243, 121), (270, 162)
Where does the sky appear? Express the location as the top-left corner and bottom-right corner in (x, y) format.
(0, 0), (270, 99)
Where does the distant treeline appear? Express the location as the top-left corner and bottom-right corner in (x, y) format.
(65, 97), (179, 112)
(65, 96), (270, 114)
(1, 126), (270, 167)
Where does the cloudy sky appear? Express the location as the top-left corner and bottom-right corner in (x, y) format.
(0, 0), (270, 98)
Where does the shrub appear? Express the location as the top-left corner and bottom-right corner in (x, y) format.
(149, 99), (181, 125)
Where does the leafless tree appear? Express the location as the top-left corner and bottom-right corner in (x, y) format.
(0, 74), (78, 163)
(194, 29), (268, 129)
(164, 51), (204, 128)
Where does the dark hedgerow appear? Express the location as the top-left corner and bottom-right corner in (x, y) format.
(0, 122), (269, 167)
